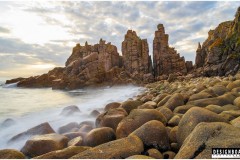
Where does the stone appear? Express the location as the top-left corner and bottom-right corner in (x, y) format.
(70, 135), (144, 159)
(177, 107), (228, 145)
(222, 104), (239, 111)
(116, 109), (167, 138)
(157, 95), (171, 107)
(0, 149), (25, 159)
(169, 126), (178, 143)
(126, 155), (153, 159)
(227, 80), (240, 90)
(78, 124), (93, 133)
(130, 120), (170, 151)
(153, 93), (168, 104)
(58, 122), (79, 134)
(210, 85), (229, 96)
(84, 127), (116, 147)
(194, 7), (240, 77)
(173, 105), (195, 114)
(231, 117), (240, 128)
(205, 105), (224, 114)
(96, 108), (128, 131)
(175, 122), (240, 159)
(68, 136), (83, 146)
(63, 132), (86, 140)
(153, 24), (187, 77)
(170, 143), (179, 153)
(9, 122), (55, 143)
(104, 102), (121, 111)
(21, 133), (69, 157)
(188, 91), (214, 101)
(163, 151), (176, 159)
(122, 30), (153, 83)
(60, 105), (81, 116)
(119, 100), (143, 114)
(34, 146), (90, 159)
(234, 97), (240, 108)
(168, 115), (181, 127)
(146, 148), (163, 159)
(90, 110), (100, 117)
(5, 77), (26, 84)
(164, 93), (185, 111)
(157, 106), (174, 121)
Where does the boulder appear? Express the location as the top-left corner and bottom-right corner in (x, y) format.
(163, 151), (176, 159)
(157, 107), (174, 121)
(104, 102), (121, 111)
(169, 126), (178, 143)
(231, 117), (240, 128)
(130, 120), (170, 151)
(96, 108), (128, 131)
(146, 148), (163, 159)
(71, 135), (144, 159)
(116, 109), (167, 138)
(79, 121), (95, 127)
(175, 122), (240, 159)
(211, 85), (229, 96)
(138, 101), (157, 109)
(177, 107), (228, 145)
(168, 115), (181, 126)
(63, 132), (86, 140)
(78, 124), (93, 133)
(0, 149), (25, 159)
(84, 127), (116, 147)
(60, 105), (81, 116)
(164, 93), (185, 111)
(126, 155), (153, 159)
(58, 122), (79, 134)
(153, 93), (168, 104)
(157, 95), (171, 107)
(234, 97), (240, 108)
(90, 110), (100, 117)
(9, 122), (55, 143)
(34, 146), (90, 159)
(222, 104), (239, 111)
(68, 136), (83, 146)
(119, 100), (143, 114)
(188, 92), (214, 101)
(21, 133), (69, 157)
(205, 105), (224, 114)
(173, 105), (195, 114)
(227, 80), (240, 90)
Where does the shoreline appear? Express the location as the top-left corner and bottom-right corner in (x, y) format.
(1, 72), (240, 158)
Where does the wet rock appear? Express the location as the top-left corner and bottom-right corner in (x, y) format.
(21, 133), (69, 157)
(63, 132), (86, 140)
(78, 124), (93, 133)
(84, 127), (116, 147)
(6, 77), (26, 84)
(34, 146), (90, 159)
(116, 109), (167, 138)
(90, 110), (100, 117)
(9, 122), (55, 143)
(0, 149), (25, 159)
(68, 136), (83, 146)
(175, 122), (240, 159)
(146, 148), (163, 159)
(130, 120), (170, 151)
(71, 135), (144, 159)
(177, 107), (228, 145)
(58, 122), (79, 134)
(1, 118), (15, 128)
(60, 105), (81, 116)
(104, 102), (121, 111)
(119, 100), (143, 114)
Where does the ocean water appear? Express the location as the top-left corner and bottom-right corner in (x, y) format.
(0, 78), (144, 150)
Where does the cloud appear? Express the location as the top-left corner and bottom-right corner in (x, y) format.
(0, 1), (239, 77)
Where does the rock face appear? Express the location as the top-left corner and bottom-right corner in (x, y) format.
(122, 30), (153, 82)
(195, 7), (240, 76)
(153, 24), (187, 78)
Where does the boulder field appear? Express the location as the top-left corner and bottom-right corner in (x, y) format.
(2, 72), (240, 159)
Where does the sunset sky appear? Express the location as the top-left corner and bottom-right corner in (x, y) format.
(0, 1), (239, 78)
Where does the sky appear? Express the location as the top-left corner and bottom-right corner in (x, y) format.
(0, 1), (239, 78)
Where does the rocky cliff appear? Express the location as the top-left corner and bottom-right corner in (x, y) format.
(122, 30), (153, 83)
(195, 7), (240, 76)
(153, 24), (188, 79)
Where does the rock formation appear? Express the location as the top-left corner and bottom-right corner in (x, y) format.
(195, 7), (240, 76)
(153, 24), (187, 78)
(122, 30), (153, 83)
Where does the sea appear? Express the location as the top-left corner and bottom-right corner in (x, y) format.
(0, 77), (144, 150)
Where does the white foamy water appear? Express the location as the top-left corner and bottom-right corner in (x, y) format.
(0, 78), (144, 150)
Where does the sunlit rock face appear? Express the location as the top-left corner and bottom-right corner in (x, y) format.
(122, 30), (154, 83)
(195, 7), (240, 76)
(153, 24), (187, 78)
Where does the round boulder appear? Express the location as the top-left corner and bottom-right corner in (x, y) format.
(60, 105), (81, 116)
(58, 122), (79, 134)
(146, 148), (163, 159)
(104, 102), (121, 111)
(234, 97), (240, 108)
(0, 149), (25, 159)
(126, 155), (153, 159)
(68, 136), (83, 146)
(119, 100), (143, 114)
(130, 120), (170, 151)
(164, 93), (185, 111)
(116, 109), (167, 138)
(21, 133), (69, 157)
(84, 127), (116, 147)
